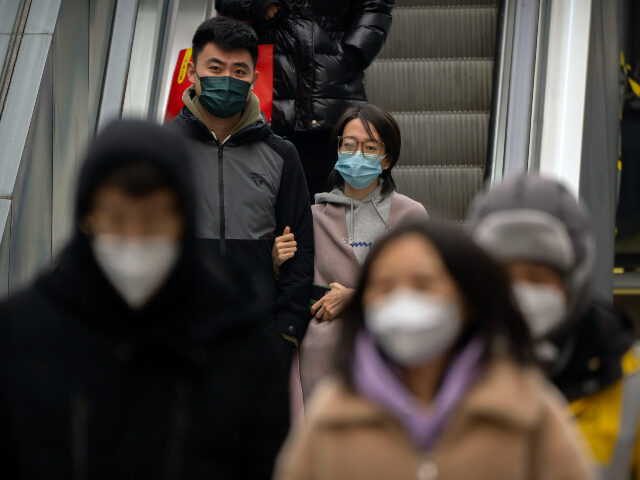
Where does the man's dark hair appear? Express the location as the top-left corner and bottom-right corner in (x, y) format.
(334, 221), (537, 387)
(327, 104), (402, 194)
(192, 16), (259, 69)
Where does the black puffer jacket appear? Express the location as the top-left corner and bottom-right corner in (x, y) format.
(215, 0), (394, 134)
(551, 298), (636, 402)
(0, 121), (289, 479)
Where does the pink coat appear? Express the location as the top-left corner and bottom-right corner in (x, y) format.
(298, 192), (428, 401)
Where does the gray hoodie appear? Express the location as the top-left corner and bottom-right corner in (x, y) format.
(315, 184), (392, 264)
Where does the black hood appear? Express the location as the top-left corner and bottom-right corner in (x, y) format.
(38, 120), (214, 325)
(75, 119), (197, 241)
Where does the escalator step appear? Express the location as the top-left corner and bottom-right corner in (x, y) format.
(379, 6), (497, 59)
(392, 166), (484, 220)
(366, 59), (493, 111)
(395, 0), (498, 6)
(395, 112), (488, 167)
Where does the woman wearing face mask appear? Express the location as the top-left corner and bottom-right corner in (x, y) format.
(274, 222), (594, 480)
(468, 175), (640, 479)
(273, 104), (428, 404)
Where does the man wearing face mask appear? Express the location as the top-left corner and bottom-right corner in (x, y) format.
(170, 16), (314, 359)
(468, 175), (640, 480)
(0, 120), (289, 478)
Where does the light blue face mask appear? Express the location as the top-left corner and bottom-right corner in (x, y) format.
(334, 151), (385, 190)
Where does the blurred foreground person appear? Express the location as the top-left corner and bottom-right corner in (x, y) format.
(469, 175), (640, 480)
(275, 223), (593, 480)
(0, 120), (289, 479)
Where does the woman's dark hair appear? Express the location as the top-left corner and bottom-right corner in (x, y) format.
(335, 221), (536, 385)
(192, 16), (259, 68)
(328, 104), (402, 194)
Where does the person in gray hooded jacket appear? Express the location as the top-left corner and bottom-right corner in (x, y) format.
(467, 175), (640, 479)
(273, 104), (428, 405)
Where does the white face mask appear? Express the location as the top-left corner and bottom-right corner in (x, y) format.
(512, 282), (566, 339)
(92, 235), (180, 309)
(364, 290), (462, 367)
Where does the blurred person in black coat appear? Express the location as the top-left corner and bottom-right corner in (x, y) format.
(0, 120), (289, 479)
(215, 0), (395, 196)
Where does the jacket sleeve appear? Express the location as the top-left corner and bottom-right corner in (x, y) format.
(271, 135), (314, 344)
(531, 389), (596, 480)
(239, 327), (291, 479)
(214, 0), (284, 26)
(343, 0), (394, 70)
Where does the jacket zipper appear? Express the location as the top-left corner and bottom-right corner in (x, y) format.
(217, 144), (226, 257)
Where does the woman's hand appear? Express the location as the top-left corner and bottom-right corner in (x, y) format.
(310, 283), (355, 322)
(272, 226), (297, 276)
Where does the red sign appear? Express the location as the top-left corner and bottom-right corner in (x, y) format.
(163, 45), (274, 124)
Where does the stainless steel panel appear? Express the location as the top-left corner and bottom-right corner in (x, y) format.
(9, 49), (53, 291)
(24, 0), (61, 34)
(0, 33), (10, 71)
(0, 0), (21, 33)
(96, 0), (139, 130)
(502, 0), (540, 177)
(580, 0), (621, 298)
(52, 0), (89, 252)
(0, 34), (51, 196)
(89, 0), (116, 135)
(123, 0), (164, 118)
(0, 199), (11, 298)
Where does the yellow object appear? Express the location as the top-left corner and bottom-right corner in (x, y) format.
(177, 48), (192, 85)
(570, 349), (640, 478)
(629, 78), (640, 98)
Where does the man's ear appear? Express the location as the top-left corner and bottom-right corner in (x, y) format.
(252, 70), (259, 89)
(381, 156), (392, 170)
(187, 61), (197, 85)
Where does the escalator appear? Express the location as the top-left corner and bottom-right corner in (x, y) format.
(366, 0), (498, 220)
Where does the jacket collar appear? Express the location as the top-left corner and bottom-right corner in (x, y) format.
(314, 357), (543, 433)
(179, 86), (268, 146)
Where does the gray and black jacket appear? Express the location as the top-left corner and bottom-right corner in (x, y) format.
(171, 88), (313, 343)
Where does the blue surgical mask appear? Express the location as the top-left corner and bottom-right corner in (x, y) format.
(334, 151), (384, 189)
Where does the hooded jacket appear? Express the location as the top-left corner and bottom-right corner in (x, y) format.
(214, 0), (394, 134)
(467, 176), (634, 399)
(171, 87), (314, 344)
(297, 190), (427, 401)
(0, 120), (289, 479)
(314, 185), (393, 265)
(468, 175), (639, 478)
